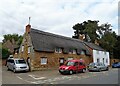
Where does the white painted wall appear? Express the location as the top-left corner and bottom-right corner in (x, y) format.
(93, 50), (110, 66)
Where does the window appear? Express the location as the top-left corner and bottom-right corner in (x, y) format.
(81, 50), (85, 55)
(106, 59), (108, 63)
(60, 59), (64, 63)
(73, 50), (76, 54)
(55, 48), (62, 53)
(21, 45), (24, 52)
(67, 57), (73, 61)
(28, 47), (31, 53)
(41, 57), (47, 65)
(103, 58), (104, 64)
(74, 62), (78, 66)
(97, 58), (100, 63)
(69, 49), (76, 54)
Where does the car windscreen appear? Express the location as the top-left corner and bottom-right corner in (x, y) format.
(89, 63), (97, 66)
(15, 60), (26, 64)
(65, 61), (74, 66)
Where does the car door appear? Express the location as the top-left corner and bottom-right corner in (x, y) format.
(74, 62), (79, 72)
(100, 63), (105, 70)
(79, 62), (85, 70)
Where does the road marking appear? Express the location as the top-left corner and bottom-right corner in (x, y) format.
(28, 75), (46, 80)
(16, 76), (33, 84)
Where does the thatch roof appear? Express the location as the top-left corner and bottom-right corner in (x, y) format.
(30, 28), (90, 55)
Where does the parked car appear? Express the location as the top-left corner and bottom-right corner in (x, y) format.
(112, 62), (120, 68)
(59, 59), (86, 75)
(88, 62), (109, 72)
(6, 58), (29, 73)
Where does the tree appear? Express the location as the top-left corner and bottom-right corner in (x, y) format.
(3, 34), (23, 46)
(2, 34), (23, 54)
(1, 47), (11, 59)
(72, 20), (117, 59)
(99, 32), (117, 58)
(72, 20), (99, 42)
(113, 36), (120, 59)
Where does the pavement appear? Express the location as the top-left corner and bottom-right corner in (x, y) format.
(2, 65), (119, 84)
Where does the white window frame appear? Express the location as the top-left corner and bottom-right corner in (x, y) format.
(41, 57), (47, 65)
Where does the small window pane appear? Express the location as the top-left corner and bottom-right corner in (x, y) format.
(41, 57), (47, 65)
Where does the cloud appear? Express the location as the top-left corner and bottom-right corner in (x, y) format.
(0, 0), (119, 42)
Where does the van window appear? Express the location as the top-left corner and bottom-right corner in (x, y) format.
(7, 59), (14, 63)
(15, 60), (26, 64)
(65, 61), (74, 66)
(80, 62), (83, 65)
(74, 62), (78, 66)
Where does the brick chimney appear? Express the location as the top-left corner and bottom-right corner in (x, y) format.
(79, 34), (85, 41)
(94, 39), (99, 45)
(26, 24), (31, 33)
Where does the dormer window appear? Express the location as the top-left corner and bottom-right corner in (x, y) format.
(73, 49), (76, 54)
(55, 48), (62, 53)
(69, 49), (76, 54)
(81, 50), (85, 55)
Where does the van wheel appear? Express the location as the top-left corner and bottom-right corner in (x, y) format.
(7, 66), (10, 71)
(82, 69), (86, 73)
(69, 70), (73, 75)
(13, 68), (16, 73)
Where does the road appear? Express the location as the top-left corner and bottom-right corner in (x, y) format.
(2, 66), (119, 84)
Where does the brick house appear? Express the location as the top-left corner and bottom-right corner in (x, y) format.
(17, 24), (93, 71)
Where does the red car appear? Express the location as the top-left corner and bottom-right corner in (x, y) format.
(59, 59), (86, 75)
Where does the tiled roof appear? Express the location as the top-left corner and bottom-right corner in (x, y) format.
(84, 42), (105, 51)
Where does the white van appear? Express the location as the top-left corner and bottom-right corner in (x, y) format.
(6, 58), (29, 73)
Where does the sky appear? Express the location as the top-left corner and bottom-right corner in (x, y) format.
(0, 0), (119, 42)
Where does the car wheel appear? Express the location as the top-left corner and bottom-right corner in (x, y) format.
(13, 68), (16, 73)
(7, 66), (10, 71)
(69, 70), (73, 75)
(106, 67), (109, 71)
(82, 69), (86, 73)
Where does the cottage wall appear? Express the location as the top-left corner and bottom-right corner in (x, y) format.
(32, 51), (92, 70)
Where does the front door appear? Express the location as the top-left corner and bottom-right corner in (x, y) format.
(59, 58), (64, 66)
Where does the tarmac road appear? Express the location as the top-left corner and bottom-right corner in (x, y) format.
(2, 66), (119, 84)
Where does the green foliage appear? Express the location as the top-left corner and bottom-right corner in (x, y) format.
(72, 20), (99, 42)
(1, 47), (11, 59)
(3, 34), (23, 46)
(113, 36), (120, 59)
(72, 20), (117, 58)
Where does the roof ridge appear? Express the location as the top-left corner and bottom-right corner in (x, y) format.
(31, 28), (83, 43)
